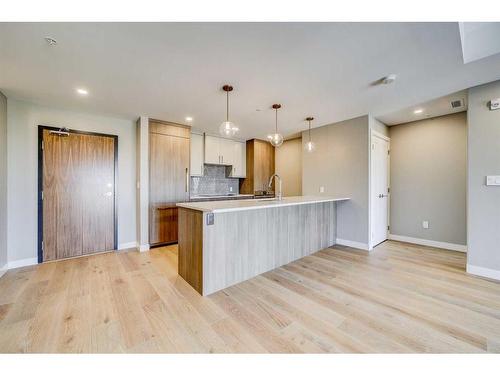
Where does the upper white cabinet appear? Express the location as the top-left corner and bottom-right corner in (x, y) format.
(231, 141), (246, 178)
(203, 134), (246, 177)
(219, 138), (234, 166)
(204, 135), (220, 164)
(190, 133), (204, 176)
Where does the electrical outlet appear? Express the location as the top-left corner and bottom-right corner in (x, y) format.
(320, 186), (325, 193)
(422, 220), (429, 229)
(229, 186), (233, 192)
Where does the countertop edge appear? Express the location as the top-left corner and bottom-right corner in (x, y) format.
(177, 197), (350, 213)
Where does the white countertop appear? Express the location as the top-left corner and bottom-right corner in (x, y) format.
(189, 194), (254, 200)
(177, 196), (350, 213)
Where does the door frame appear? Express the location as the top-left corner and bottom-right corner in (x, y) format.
(37, 125), (119, 263)
(369, 129), (391, 250)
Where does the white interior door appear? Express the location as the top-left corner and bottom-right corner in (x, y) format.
(371, 133), (390, 247)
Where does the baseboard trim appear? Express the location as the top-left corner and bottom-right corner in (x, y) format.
(138, 244), (150, 252)
(335, 238), (370, 251)
(388, 234), (467, 253)
(118, 242), (138, 251)
(8, 257), (38, 269)
(467, 264), (500, 281)
(0, 263), (8, 278)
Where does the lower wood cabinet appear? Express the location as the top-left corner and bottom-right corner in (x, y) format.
(150, 205), (179, 245)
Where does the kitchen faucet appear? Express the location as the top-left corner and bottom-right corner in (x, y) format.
(268, 174), (283, 201)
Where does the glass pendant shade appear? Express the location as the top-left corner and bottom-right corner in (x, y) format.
(219, 121), (238, 137)
(219, 85), (238, 137)
(268, 133), (284, 147)
(304, 140), (316, 152)
(269, 104), (284, 147)
(304, 116), (315, 153)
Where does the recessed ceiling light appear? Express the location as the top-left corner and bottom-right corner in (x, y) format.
(76, 88), (88, 96)
(44, 37), (57, 46)
(185, 116), (193, 122)
(414, 109), (423, 114)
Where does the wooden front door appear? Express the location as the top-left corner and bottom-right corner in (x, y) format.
(40, 127), (117, 262)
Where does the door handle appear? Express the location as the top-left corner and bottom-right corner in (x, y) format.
(185, 168), (189, 193)
(378, 194), (388, 198)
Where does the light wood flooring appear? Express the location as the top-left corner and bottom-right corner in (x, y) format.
(1, 240), (500, 353)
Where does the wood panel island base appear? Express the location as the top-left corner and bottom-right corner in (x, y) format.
(177, 196), (349, 295)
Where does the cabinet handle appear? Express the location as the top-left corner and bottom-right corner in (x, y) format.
(221, 155), (224, 164)
(185, 167), (189, 192)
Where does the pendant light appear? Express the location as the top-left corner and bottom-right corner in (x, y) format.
(304, 117), (316, 153)
(219, 84), (239, 137)
(268, 104), (284, 147)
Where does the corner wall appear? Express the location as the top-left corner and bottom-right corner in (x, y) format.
(0, 92), (7, 276)
(467, 80), (500, 280)
(389, 112), (467, 249)
(302, 115), (370, 249)
(6, 99), (137, 266)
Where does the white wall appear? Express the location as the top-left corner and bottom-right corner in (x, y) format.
(467, 80), (500, 280)
(275, 137), (302, 197)
(389, 112), (467, 248)
(0, 92), (7, 276)
(7, 99), (137, 265)
(302, 115), (370, 249)
(136, 117), (149, 251)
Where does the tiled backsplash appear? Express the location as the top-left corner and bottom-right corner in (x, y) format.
(190, 164), (240, 196)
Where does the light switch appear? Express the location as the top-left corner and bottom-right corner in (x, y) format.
(422, 221), (429, 229)
(319, 186), (325, 193)
(206, 213), (214, 225)
(486, 176), (500, 186)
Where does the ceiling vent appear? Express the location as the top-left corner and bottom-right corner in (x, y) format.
(451, 99), (464, 109)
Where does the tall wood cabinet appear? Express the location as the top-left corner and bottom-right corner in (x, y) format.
(240, 139), (275, 194)
(149, 119), (190, 246)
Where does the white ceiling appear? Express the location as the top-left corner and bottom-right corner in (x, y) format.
(1, 23), (500, 139)
(377, 89), (468, 125)
(459, 22), (500, 64)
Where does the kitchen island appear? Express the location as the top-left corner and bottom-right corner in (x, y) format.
(176, 196), (349, 295)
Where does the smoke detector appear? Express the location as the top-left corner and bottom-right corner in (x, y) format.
(381, 74), (397, 85)
(44, 37), (57, 46)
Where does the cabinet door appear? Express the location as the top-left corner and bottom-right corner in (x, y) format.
(254, 140), (275, 192)
(219, 138), (234, 165)
(204, 135), (220, 164)
(231, 141), (246, 177)
(190, 133), (204, 176)
(149, 132), (190, 245)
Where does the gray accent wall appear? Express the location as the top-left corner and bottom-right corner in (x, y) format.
(302, 115), (370, 246)
(467, 80), (500, 274)
(389, 112), (467, 245)
(275, 137), (302, 197)
(0, 92), (7, 272)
